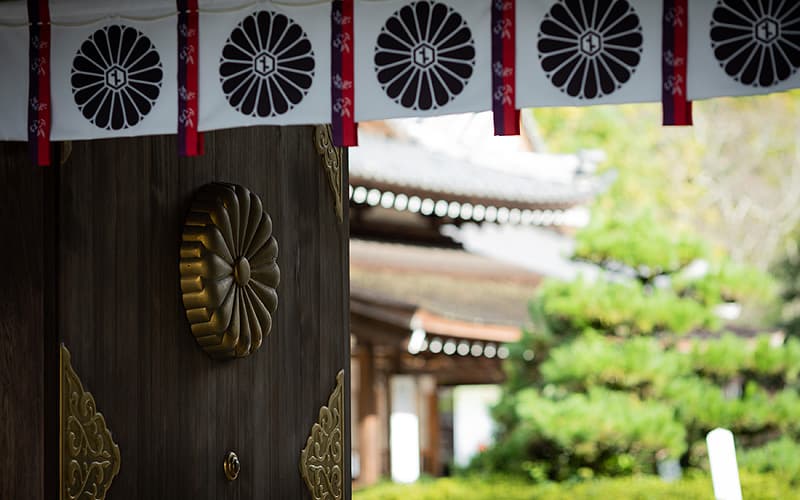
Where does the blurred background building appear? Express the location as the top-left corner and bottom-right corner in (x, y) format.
(348, 113), (613, 486)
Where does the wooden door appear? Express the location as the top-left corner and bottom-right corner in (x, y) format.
(0, 126), (351, 499)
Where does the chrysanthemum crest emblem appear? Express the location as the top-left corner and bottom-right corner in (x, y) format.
(180, 183), (280, 359)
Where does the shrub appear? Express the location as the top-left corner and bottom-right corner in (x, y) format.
(739, 438), (800, 480)
(353, 473), (797, 500)
(481, 388), (687, 479)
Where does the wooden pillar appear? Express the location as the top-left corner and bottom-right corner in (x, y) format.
(377, 366), (391, 478)
(425, 381), (441, 476)
(357, 342), (381, 486)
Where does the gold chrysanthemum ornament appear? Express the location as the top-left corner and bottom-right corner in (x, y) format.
(180, 183), (280, 359)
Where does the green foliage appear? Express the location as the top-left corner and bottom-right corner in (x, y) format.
(774, 250), (800, 338)
(355, 476), (535, 500)
(477, 207), (783, 481)
(473, 99), (794, 485)
(512, 388), (686, 477)
(539, 279), (718, 338)
(574, 214), (707, 277)
(687, 334), (749, 379)
(534, 334), (800, 445)
(478, 380), (689, 479)
(354, 473), (797, 500)
(739, 438), (800, 480)
(491, 319), (790, 477)
(662, 377), (800, 437)
(675, 262), (778, 306)
(775, 253), (800, 303)
(489, 332), (800, 478)
(540, 336), (688, 395)
(532, 104), (704, 227)
(690, 334), (800, 383)
(572, 214), (776, 307)
(533, 93), (800, 270)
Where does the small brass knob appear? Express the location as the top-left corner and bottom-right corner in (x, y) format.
(224, 451), (240, 481)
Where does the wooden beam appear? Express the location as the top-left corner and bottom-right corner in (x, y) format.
(350, 314), (409, 348)
(414, 309), (522, 344)
(397, 352), (506, 386)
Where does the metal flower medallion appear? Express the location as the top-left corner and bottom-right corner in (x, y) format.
(374, 1), (476, 111)
(180, 183), (280, 359)
(71, 25), (163, 130)
(220, 10), (316, 117)
(710, 0), (800, 87)
(537, 0), (643, 99)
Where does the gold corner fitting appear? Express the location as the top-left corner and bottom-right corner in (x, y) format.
(314, 125), (344, 224)
(300, 370), (345, 500)
(60, 343), (121, 500)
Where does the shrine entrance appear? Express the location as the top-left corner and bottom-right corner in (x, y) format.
(0, 126), (351, 500)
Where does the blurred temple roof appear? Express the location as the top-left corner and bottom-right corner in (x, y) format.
(349, 112), (614, 226)
(349, 113), (612, 376)
(350, 238), (540, 328)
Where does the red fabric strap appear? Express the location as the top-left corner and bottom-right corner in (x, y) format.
(28, 0), (51, 166)
(662, 0), (693, 126)
(492, 0), (519, 136)
(178, 0), (204, 156)
(331, 0), (358, 147)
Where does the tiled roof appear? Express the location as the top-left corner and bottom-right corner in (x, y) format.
(350, 239), (539, 327)
(349, 114), (614, 210)
(350, 133), (614, 209)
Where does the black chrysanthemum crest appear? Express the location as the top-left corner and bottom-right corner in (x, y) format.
(71, 25), (163, 130)
(220, 10), (315, 117)
(538, 0), (643, 99)
(710, 0), (800, 87)
(374, 1), (476, 111)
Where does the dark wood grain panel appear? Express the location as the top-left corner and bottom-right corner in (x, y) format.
(55, 126), (350, 499)
(0, 142), (46, 500)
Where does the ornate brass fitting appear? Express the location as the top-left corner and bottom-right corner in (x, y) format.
(300, 370), (345, 500)
(223, 451), (240, 481)
(180, 183), (280, 359)
(60, 344), (121, 500)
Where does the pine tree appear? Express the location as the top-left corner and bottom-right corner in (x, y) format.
(471, 213), (800, 482)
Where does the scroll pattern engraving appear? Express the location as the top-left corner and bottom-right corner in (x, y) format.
(314, 125), (344, 223)
(300, 370), (345, 500)
(60, 344), (121, 500)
